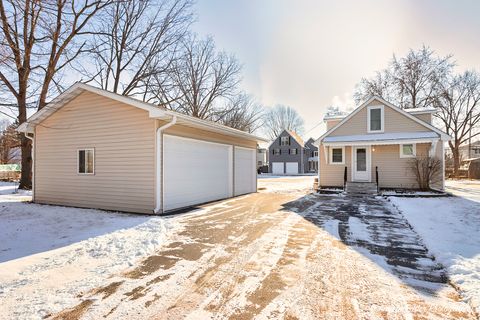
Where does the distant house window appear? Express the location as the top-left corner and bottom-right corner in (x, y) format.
(367, 106), (384, 133)
(78, 149), (94, 174)
(474, 148), (480, 155)
(273, 148), (281, 155)
(290, 148), (297, 155)
(280, 136), (290, 146)
(258, 161), (262, 166)
(314, 151), (318, 157)
(400, 144), (416, 158)
(329, 147), (345, 164)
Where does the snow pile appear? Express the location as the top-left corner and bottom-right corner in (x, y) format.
(390, 196), (480, 314)
(0, 195), (175, 318)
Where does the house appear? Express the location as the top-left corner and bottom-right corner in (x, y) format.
(458, 141), (480, 160)
(256, 142), (269, 169)
(17, 83), (267, 214)
(268, 130), (318, 174)
(305, 138), (319, 173)
(316, 96), (451, 191)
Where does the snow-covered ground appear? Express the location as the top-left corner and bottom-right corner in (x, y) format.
(446, 179), (480, 203)
(0, 182), (176, 319)
(390, 183), (480, 314)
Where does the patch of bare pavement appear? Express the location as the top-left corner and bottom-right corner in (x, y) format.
(51, 176), (476, 319)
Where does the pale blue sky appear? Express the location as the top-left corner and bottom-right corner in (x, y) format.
(192, 0), (480, 138)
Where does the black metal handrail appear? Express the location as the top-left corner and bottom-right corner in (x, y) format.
(375, 166), (379, 193)
(343, 166), (347, 190)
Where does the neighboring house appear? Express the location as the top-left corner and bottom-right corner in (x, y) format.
(17, 83), (266, 214)
(256, 142), (269, 169)
(458, 141), (480, 160)
(304, 138), (319, 173)
(268, 130), (318, 174)
(316, 96), (451, 190)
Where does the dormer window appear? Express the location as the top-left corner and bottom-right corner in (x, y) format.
(280, 136), (290, 146)
(367, 105), (384, 133)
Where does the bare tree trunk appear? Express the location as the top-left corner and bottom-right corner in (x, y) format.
(18, 95), (31, 189)
(451, 142), (461, 178)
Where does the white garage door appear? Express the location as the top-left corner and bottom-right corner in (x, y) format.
(272, 162), (284, 174)
(234, 147), (256, 196)
(285, 162), (299, 174)
(163, 135), (233, 211)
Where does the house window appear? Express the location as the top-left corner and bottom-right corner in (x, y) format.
(367, 106), (384, 133)
(258, 161), (262, 166)
(78, 149), (94, 174)
(290, 148), (297, 155)
(273, 148), (281, 155)
(280, 136), (290, 146)
(400, 144), (416, 158)
(329, 147), (345, 164)
(313, 151), (318, 157)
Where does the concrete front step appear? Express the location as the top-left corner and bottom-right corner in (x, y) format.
(346, 182), (378, 195)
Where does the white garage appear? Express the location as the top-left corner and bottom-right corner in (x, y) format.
(285, 162), (299, 174)
(163, 135), (233, 211)
(271, 162), (284, 174)
(234, 147), (256, 196)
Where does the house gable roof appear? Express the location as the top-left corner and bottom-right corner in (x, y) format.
(315, 96), (450, 144)
(17, 82), (268, 142)
(268, 129), (305, 149)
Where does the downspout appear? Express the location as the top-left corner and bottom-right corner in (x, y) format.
(24, 132), (34, 198)
(154, 116), (177, 214)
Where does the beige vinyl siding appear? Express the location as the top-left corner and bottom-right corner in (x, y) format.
(329, 100), (430, 137)
(319, 146), (351, 187)
(162, 122), (257, 149)
(371, 143), (430, 189)
(320, 142), (443, 189)
(326, 119), (341, 130)
(35, 91), (156, 214)
(412, 113), (432, 124)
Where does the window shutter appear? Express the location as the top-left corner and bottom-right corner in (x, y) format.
(288, 149), (290, 154)
(288, 136), (291, 145)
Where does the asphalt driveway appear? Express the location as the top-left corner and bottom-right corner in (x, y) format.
(53, 176), (475, 320)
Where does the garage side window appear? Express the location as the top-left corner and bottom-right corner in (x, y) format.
(400, 144), (416, 158)
(78, 149), (94, 174)
(329, 147), (344, 164)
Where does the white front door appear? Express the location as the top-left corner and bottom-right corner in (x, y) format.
(352, 146), (371, 182)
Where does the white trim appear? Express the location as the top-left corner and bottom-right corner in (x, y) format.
(315, 95), (451, 145)
(352, 146), (371, 182)
(155, 116), (177, 214)
(367, 105), (384, 133)
(329, 146), (345, 165)
(400, 143), (416, 158)
(77, 148), (95, 175)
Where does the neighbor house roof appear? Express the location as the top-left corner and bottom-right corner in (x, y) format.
(287, 130), (305, 147)
(17, 83), (268, 143)
(316, 95), (451, 144)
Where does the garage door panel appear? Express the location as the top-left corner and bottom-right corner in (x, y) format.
(286, 162), (298, 174)
(272, 162), (284, 174)
(163, 135), (232, 211)
(234, 147), (256, 196)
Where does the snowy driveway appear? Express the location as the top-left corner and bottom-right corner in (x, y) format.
(41, 177), (474, 320)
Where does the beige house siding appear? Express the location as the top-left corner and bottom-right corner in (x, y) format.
(412, 113), (432, 124)
(162, 123), (257, 149)
(326, 119), (341, 130)
(35, 91), (156, 214)
(319, 142), (444, 189)
(319, 145), (352, 187)
(329, 100), (430, 137)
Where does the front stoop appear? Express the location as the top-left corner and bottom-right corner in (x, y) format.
(346, 182), (378, 195)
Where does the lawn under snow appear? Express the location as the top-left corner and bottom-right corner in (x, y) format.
(0, 182), (175, 319)
(390, 194), (480, 314)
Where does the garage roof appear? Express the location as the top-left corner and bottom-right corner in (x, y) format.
(17, 83), (268, 143)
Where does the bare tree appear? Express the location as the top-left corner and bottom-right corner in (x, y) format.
(434, 71), (480, 176)
(409, 156), (442, 190)
(263, 104), (304, 140)
(154, 35), (242, 119)
(79, 0), (193, 97)
(0, 0), (113, 188)
(354, 46), (453, 109)
(0, 119), (20, 164)
(217, 93), (264, 133)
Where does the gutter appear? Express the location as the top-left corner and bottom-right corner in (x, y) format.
(154, 116), (177, 214)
